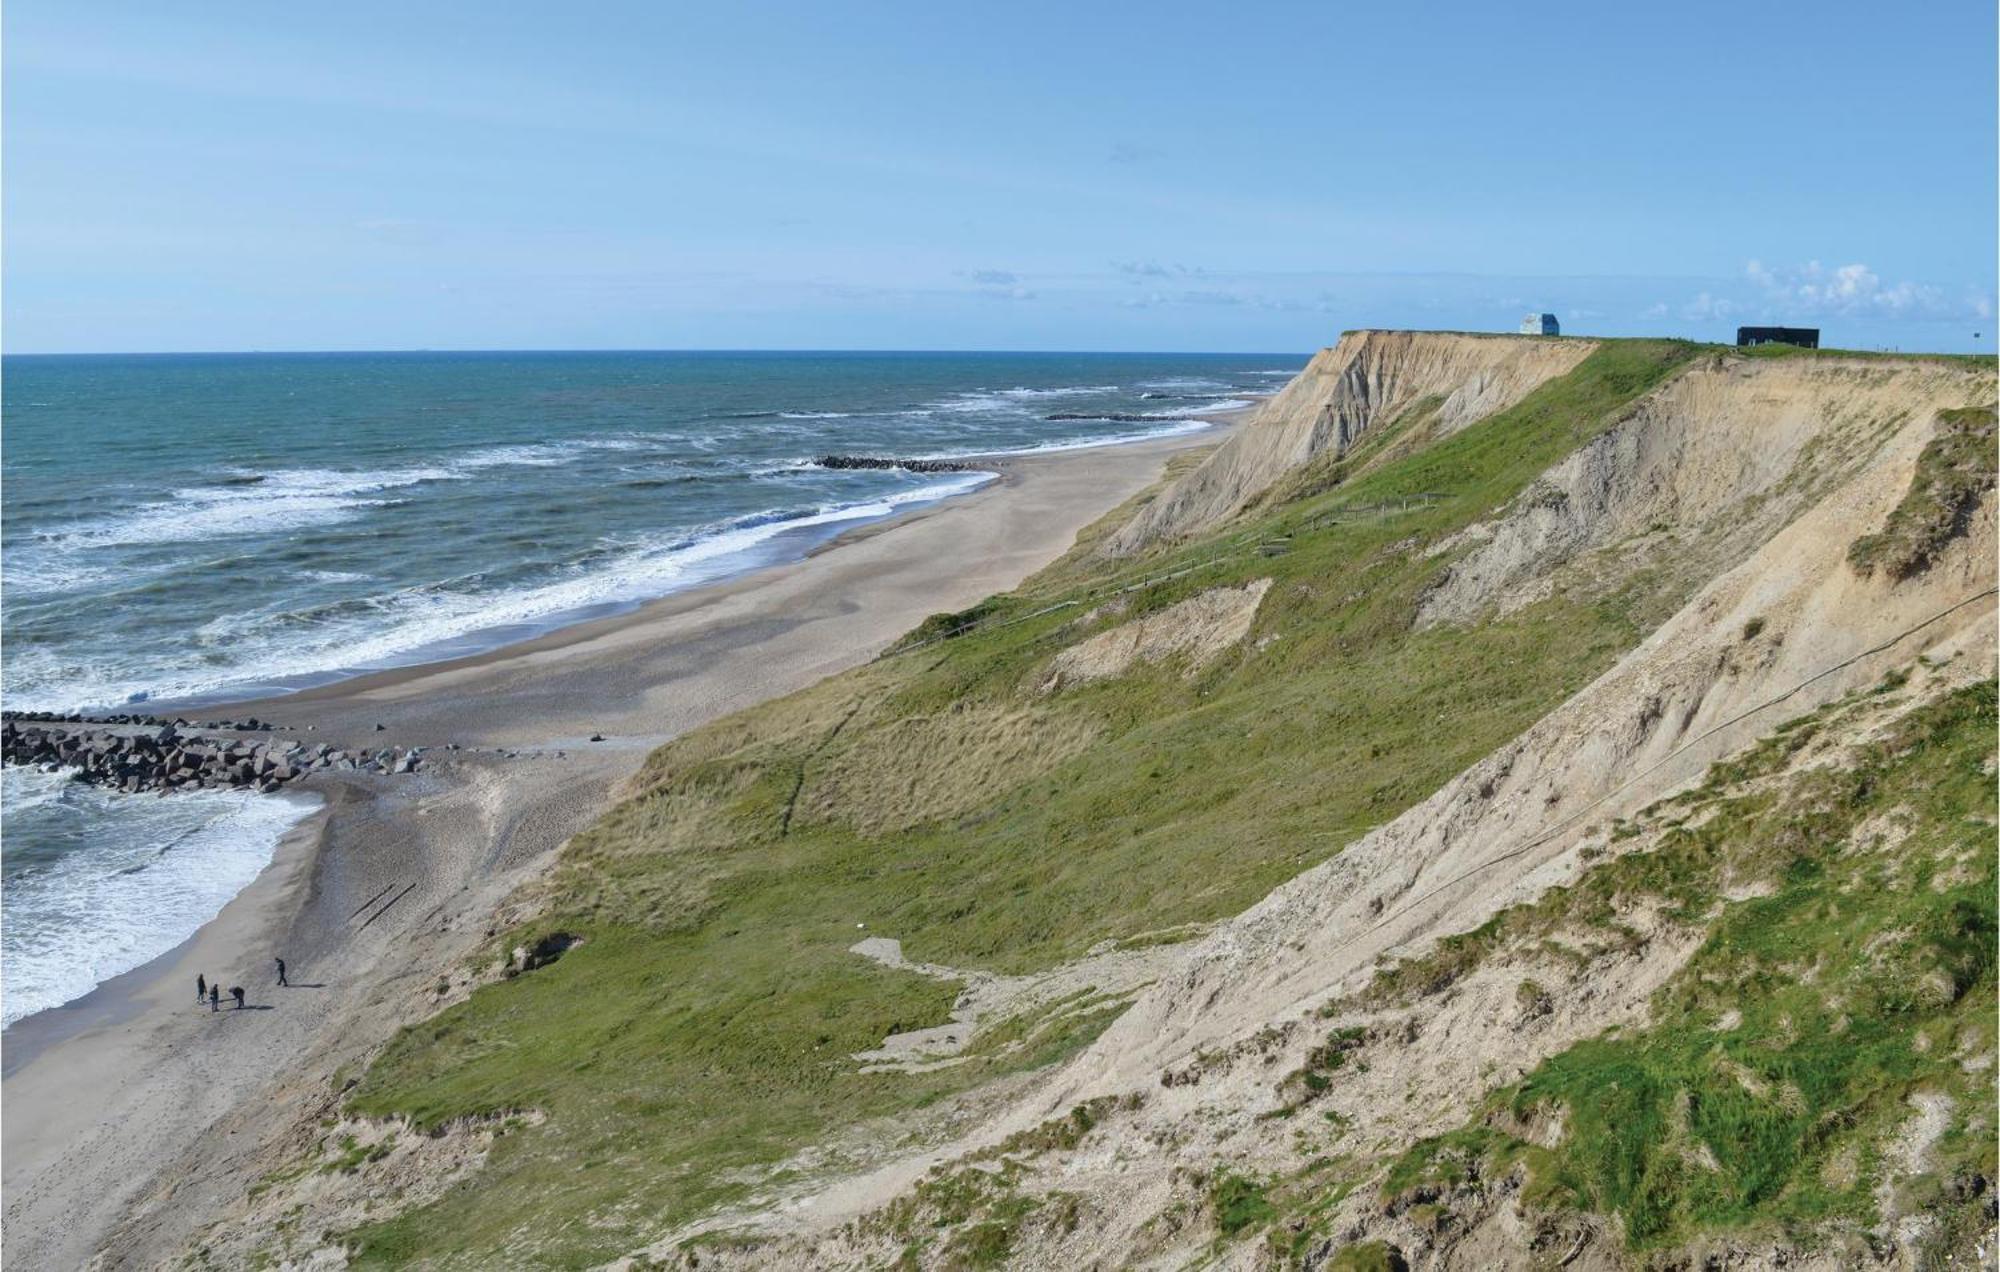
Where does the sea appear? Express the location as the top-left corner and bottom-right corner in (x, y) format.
(0, 349), (1303, 1026)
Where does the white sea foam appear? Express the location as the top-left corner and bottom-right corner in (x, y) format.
(1, 768), (319, 1027)
(3, 553), (131, 595)
(29, 437), (656, 553)
(8, 473), (997, 711)
(925, 385), (1120, 414)
(4, 375), (1256, 713)
(461, 438), (651, 466)
(922, 415), (1218, 461)
(49, 486), (402, 550)
(1146, 398), (1252, 418)
(3, 766), (77, 815)
(996, 385), (1120, 398)
(1137, 376), (1231, 390)
(775, 411), (1228, 468)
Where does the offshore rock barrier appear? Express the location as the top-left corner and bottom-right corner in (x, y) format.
(813, 455), (975, 473)
(1, 709), (279, 732)
(1044, 411), (1161, 422)
(1, 720), (425, 795)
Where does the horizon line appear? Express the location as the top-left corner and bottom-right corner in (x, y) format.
(1, 345), (1323, 360)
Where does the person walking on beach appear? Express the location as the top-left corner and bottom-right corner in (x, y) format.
(231, 986), (246, 1010)
(209, 984), (220, 1012)
(197, 972), (207, 1004)
(275, 957), (288, 987)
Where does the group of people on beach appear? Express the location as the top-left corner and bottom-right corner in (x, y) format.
(195, 957), (287, 1013)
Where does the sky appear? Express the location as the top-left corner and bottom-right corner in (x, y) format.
(4, 2), (1995, 354)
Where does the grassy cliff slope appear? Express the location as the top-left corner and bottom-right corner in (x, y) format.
(190, 337), (1996, 1270)
(336, 339), (1702, 1266)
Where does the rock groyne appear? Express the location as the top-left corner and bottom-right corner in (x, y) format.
(1, 709), (279, 732)
(1, 720), (425, 795)
(1043, 411), (1162, 422)
(813, 455), (975, 473)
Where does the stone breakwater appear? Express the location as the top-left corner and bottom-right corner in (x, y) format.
(2, 709), (278, 732)
(1, 720), (425, 795)
(1043, 412), (1161, 422)
(813, 455), (975, 473)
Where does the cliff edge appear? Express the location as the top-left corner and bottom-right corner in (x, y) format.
(1105, 330), (1598, 554)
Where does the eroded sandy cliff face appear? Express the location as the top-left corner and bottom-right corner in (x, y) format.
(1105, 331), (1597, 554)
(1419, 353), (1993, 627)
(1064, 385), (1994, 1123)
(647, 351), (1994, 1271)
(179, 337), (1994, 1272)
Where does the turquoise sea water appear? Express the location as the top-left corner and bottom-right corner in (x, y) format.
(0, 349), (1302, 1024)
(4, 351), (1299, 710)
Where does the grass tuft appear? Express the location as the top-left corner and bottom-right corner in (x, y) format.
(1847, 405), (1996, 579)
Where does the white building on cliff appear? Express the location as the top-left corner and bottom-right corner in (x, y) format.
(1519, 312), (1560, 336)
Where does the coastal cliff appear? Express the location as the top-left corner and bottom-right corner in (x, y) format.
(1105, 330), (1598, 553)
(160, 338), (1998, 1271)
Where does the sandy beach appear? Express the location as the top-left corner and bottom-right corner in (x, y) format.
(1, 423), (1227, 1270)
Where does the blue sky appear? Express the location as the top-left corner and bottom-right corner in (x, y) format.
(5, 2), (1994, 353)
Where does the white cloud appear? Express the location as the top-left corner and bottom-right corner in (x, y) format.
(1743, 259), (1971, 319)
(1652, 260), (1992, 333)
(1113, 285), (1253, 308)
(964, 268), (1018, 285)
(1681, 291), (1735, 322)
(1114, 260), (1203, 280)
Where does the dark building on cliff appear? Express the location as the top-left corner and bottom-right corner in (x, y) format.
(1736, 326), (1819, 349)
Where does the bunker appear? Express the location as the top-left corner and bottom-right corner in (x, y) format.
(1736, 326), (1819, 349)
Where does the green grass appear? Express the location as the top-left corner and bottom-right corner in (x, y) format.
(1847, 405), (1997, 579)
(1234, 1153), (1370, 1264)
(321, 1133), (393, 1176)
(977, 1094), (1138, 1159)
(1258, 391), (1446, 507)
(1375, 679), (1998, 1252)
(1323, 1240), (1407, 1271)
(1276, 1025), (1368, 1110)
(331, 340), (1712, 1266)
(1209, 1170), (1277, 1236)
(1729, 342), (1993, 366)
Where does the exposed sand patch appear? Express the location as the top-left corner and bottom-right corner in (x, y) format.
(1879, 1090), (1957, 1257)
(1040, 578), (1272, 691)
(844, 934), (1188, 1074)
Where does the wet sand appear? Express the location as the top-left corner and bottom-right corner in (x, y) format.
(0, 424), (1226, 1270)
